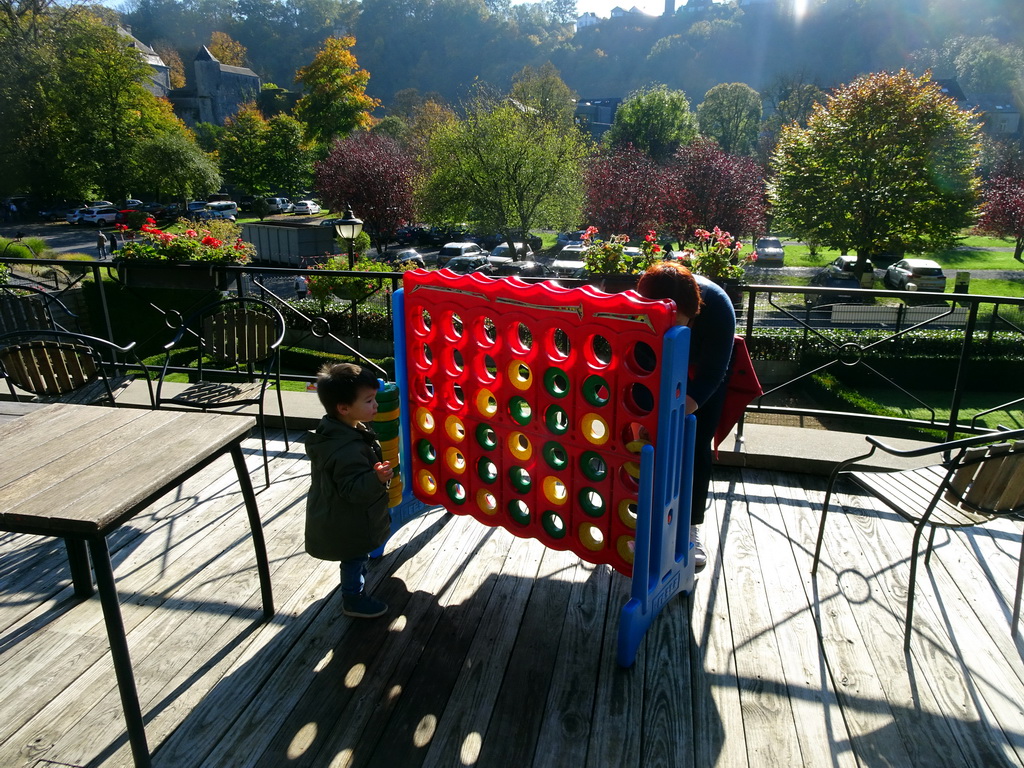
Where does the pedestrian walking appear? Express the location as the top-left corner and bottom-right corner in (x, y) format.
(296, 273), (308, 299)
(97, 230), (107, 259)
(107, 231), (118, 257)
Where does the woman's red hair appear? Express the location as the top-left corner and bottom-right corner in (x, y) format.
(636, 261), (703, 319)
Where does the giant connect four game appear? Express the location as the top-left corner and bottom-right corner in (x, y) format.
(392, 269), (698, 666)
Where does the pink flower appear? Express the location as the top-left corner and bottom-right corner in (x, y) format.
(582, 226), (599, 241)
(185, 229), (198, 237)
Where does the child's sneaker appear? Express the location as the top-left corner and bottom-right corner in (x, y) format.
(690, 525), (707, 572)
(342, 591), (388, 618)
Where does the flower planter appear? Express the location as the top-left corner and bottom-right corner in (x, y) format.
(116, 261), (228, 291)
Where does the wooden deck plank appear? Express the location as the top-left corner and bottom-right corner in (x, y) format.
(1, 436), (1023, 768)
(742, 469), (858, 768)
(692, 476), (748, 768)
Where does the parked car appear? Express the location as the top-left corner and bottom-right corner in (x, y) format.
(496, 260), (550, 278)
(489, 242), (534, 263)
(264, 197), (293, 214)
(442, 254), (489, 274)
(883, 258), (947, 292)
(754, 237), (785, 266)
(187, 201), (208, 214)
(557, 230), (587, 247)
(395, 226), (427, 246)
(549, 258), (587, 278)
(292, 200), (321, 215)
(38, 201), (85, 221)
(87, 200), (114, 208)
(65, 207), (89, 224)
(392, 248), (431, 268)
(810, 255), (876, 304)
(122, 199), (144, 209)
(195, 201), (238, 221)
(437, 241), (485, 268)
(483, 230), (543, 252)
(79, 206), (120, 226)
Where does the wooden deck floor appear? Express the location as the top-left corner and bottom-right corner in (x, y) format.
(2, 429), (1023, 768)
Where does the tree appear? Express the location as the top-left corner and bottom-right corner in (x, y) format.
(294, 36), (380, 145)
(218, 103), (270, 194)
(669, 138), (765, 241)
(419, 93), (589, 253)
(584, 144), (686, 237)
(315, 133), (418, 254)
(0, 8), (188, 201)
(134, 129), (221, 202)
(770, 69), (981, 272)
(263, 113), (313, 194)
(976, 176), (1024, 261)
(697, 82), (762, 156)
(208, 30), (247, 67)
(509, 62), (577, 129)
(605, 85), (699, 163)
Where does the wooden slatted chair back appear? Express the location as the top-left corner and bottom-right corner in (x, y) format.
(0, 292), (52, 334)
(201, 309), (276, 366)
(0, 340), (98, 396)
(946, 441), (1024, 516)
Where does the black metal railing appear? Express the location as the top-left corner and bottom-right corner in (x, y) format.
(2, 255), (1021, 440)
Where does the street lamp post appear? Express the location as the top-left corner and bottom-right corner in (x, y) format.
(333, 204), (364, 270)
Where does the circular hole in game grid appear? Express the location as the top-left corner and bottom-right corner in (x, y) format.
(579, 488), (605, 516)
(415, 407), (435, 433)
(445, 447), (467, 474)
(450, 382), (465, 406)
(579, 523), (605, 551)
(475, 388), (498, 418)
(414, 376), (434, 401)
(509, 322), (534, 354)
(446, 479), (467, 505)
(475, 354), (498, 385)
(507, 431), (533, 461)
(507, 360), (532, 390)
(542, 511), (567, 539)
(618, 498), (638, 529)
(445, 415), (466, 442)
(509, 396), (533, 426)
(543, 477), (568, 506)
(629, 341), (657, 375)
(580, 451), (607, 481)
(447, 312), (464, 341)
(624, 382), (654, 416)
(476, 423), (498, 450)
(547, 328), (572, 361)
(543, 367), (569, 399)
(543, 441), (568, 470)
(509, 466), (532, 493)
(415, 308), (432, 335)
(477, 489), (498, 514)
(417, 439), (437, 464)
(545, 405), (569, 435)
(509, 499), (531, 526)
(586, 335), (612, 369)
(580, 413), (609, 446)
(444, 347), (464, 375)
(617, 536), (634, 563)
(618, 464), (640, 493)
(622, 421), (652, 447)
(417, 469), (437, 495)
(477, 457), (498, 483)
(474, 316), (498, 347)
(414, 343), (433, 370)
(582, 375), (610, 407)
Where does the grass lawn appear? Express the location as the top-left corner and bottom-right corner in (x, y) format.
(854, 387), (1024, 432)
(773, 234), (1023, 272)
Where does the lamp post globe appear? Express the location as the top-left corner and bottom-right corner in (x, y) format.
(333, 204), (363, 270)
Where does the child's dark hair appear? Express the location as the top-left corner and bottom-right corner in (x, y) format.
(317, 363), (379, 415)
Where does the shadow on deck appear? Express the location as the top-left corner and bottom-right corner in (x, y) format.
(0, 430), (1022, 767)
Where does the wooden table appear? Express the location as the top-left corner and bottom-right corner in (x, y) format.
(0, 402), (275, 767)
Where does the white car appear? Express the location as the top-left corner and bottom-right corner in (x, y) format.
(292, 200), (321, 215)
(883, 258), (947, 292)
(79, 206), (120, 226)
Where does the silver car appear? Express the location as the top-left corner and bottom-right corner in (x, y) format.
(883, 258), (947, 292)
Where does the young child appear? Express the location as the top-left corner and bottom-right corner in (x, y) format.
(305, 363), (394, 617)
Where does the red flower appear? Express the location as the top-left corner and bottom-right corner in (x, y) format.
(185, 229), (198, 238)
(201, 236), (223, 247)
(582, 226), (599, 241)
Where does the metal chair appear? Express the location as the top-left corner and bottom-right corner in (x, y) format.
(0, 329), (154, 406)
(0, 284), (80, 334)
(811, 429), (1024, 650)
(155, 296), (289, 486)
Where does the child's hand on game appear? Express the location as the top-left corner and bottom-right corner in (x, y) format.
(374, 461), (393, 483)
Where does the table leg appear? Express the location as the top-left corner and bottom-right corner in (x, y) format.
(230, 442), (275, 619)
(64, 537), (94, 598)
(87, 537), (151, 768)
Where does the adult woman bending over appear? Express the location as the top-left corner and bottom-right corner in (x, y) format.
(636, 261), (735, 571)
